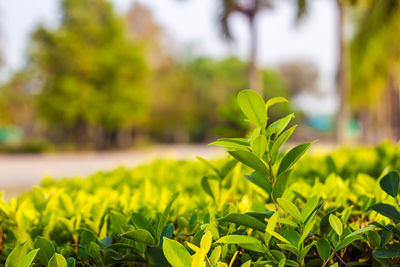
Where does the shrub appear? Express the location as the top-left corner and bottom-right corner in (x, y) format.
(1, 90), (400, 266)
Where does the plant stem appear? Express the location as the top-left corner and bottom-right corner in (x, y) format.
(335, 251), (346, 265)
(267, 158), (282, 234)
(268, 159), (275, 184)
(205, 255), (213, 267)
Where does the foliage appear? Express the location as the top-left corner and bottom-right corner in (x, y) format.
(350, 0), (400, 110)
(0, 138), (52, 154)
(349, 0), (400, 142)
(1, 0), (295, 148)
(0, 72), (35, 128)
(2, 90), (400, 266)
(30, 0), (148, 146)
(148, 57), (291, 142)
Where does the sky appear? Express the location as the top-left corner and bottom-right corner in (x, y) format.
(0, 0), (339, 114)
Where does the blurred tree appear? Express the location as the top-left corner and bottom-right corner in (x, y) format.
(350, 0), (400, 143)
(124, 4), (291, 142)
(0, 71), (36, 134)
(277, 60), (319, 95)
(218, 0), (273, 95)
(148, 57), (247, 142)
(0, 23), (2, 66)
(125, 3), (172, 69)
(30, 0), (148, 148)
(216, 0), (314, 97)
(334, 0), (351, 143)
(295, 0), (357, 142)
(147, 56), (291, 142)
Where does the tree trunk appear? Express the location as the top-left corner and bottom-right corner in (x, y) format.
(248, 15), (263, 96)
(335, 0), (350, 143)
(74, 118), (88, 148)
(386, 72), (400, 141)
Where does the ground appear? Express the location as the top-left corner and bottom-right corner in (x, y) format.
(0, 144), (224, 199)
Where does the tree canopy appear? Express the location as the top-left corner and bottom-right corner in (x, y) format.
(30, 0), (148, 144)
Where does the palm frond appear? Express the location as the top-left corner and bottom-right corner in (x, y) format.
(295, 0), (308, 23)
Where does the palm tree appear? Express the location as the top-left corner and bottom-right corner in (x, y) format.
(217, 0), (310, 96)
(334, 0), (351, 143)
(297, 0), (352, 143)
(350, 0), (400, 143)
(218, 0), (273, 95)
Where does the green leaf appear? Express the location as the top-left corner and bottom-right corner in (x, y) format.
(334, 235), (362, 252)
(277, 142), (313, 176)
(201, 175), (220, 200)
(34, 237), (55, 265)
(278, 218), (298, 228)
(105, 243), (137, 250)
(299, 219), (315, 246)
(5, 242), (29, 267)
(229, 150), (269, 176)
(87, 242), (102, 262)
(216, 235), (267, 253)
(265, 212), (277, 246)
(277, 198), (301, 222)
(367, 230), (381, 248)
(196, 157), (220, 176)
(217, 212), (266, 232)
(341, 206), (352, 225)
(156, 193), (179, 243)
(246, 211), (274, 221)
(329, 214), (343, 237)
(237, 89), (267, 128)
(277, 244), (298, 255)
(266, 230), (291, 245)
(219, 159), (238, 179)
(200, 231), (212, 253)
(130, 212), (156, 239)
(345, 226), (375, 238)
(304, 202), (325, 224)
(244, 171), (272, 193)
(283, 230), (301, 247)
(122, 229), (155, 247)
(209, 246), (221, 265)
(266, 97), (288, 110)
(301, 195), (319, 223)
(251, 135), (267, 158)
(316, 238), (330, 261)
(369, 203), (400, 222)
(209, 139), (249, 151)
(272, 169), (292, 201)
(66, 257), (75, 267)
(379, 171), (399, 198)
(214, 138), (249, 146)
(270, 249), (286, 263)
(266, 114), (294, 138)
(48, 253), (68, 267)
(298, 241), (316, 262)
(160, 222), (174, 247)
(270, 126), (296, 164)
(162, 238), (192, 267)
(19, 249), (40, 267)
(202, 224), (219, 240)
(285, 259), (300, 267)
(372, 249), (400, 259)
(369, 221), (392, 232)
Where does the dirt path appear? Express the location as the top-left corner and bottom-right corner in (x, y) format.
(0, 144), (224, 199)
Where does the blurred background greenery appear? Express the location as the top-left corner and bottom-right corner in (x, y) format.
(0, 0), (399, 152)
